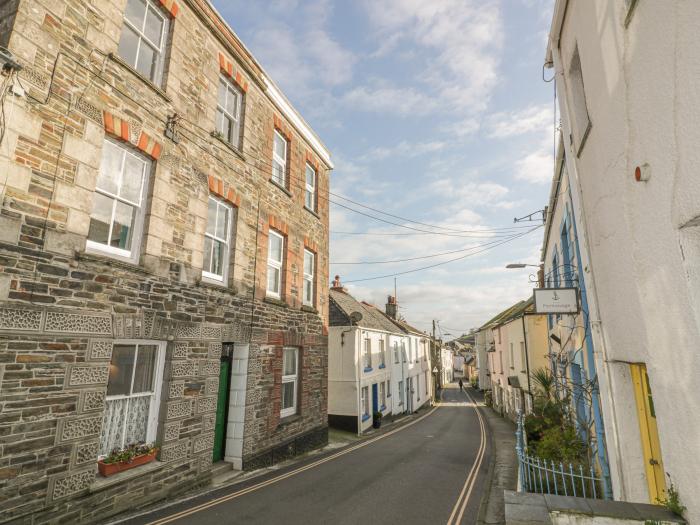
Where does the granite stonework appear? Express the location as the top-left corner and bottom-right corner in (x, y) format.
(0, 0), (330, 522)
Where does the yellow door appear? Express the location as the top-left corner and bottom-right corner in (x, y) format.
(630, 363), (667, 503)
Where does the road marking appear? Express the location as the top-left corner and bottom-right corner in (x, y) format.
(143, 406), (440, 525)
(446, 389), (487, 525)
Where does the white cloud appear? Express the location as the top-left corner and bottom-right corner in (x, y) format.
(360, 0), (503, 116)
(362, 140), (446, 161)
(515, 148), (553, 184)
(485, 104), (553, 139)
(341, 85), (438, 116)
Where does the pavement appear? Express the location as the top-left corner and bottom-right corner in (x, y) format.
(473, 394), (517, 525)
(117, 384), (494, 525)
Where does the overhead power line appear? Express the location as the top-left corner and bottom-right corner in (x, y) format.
(331, 200), (528, 239)
(342, 226), (542, 283)
(331, 232), (525, 265)
(330, 191), (536, 234)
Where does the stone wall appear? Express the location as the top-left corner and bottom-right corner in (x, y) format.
(0, 0), (330, 522)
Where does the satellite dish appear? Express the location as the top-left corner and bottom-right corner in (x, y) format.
(349, 311), (363, 324)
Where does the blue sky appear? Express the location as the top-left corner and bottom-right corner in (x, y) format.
(213, 0), (555, 337)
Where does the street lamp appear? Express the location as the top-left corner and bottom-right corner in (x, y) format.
(506, 262), (545, 287)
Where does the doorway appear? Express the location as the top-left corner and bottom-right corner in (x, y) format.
(213, 344), (233, 462)
(372, 383), (378, 415)
(630, 363), (666, 503)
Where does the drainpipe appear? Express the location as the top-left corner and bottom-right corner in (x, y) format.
(521, 314), (532, 409)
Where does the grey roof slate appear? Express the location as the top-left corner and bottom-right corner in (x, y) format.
(329, 290), (402, 333)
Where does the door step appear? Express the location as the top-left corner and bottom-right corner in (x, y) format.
(210, 461), (233, 478)
(211, 461), (244, 487)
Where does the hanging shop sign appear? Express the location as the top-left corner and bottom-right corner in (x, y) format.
(533, 288), (579, 314)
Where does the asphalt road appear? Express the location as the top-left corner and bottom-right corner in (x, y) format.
(124, 385), (491, 525)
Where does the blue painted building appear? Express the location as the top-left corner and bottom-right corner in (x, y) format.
(540, 147), (612, 499)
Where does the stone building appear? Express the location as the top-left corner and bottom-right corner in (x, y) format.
(0, 0), (332, 522)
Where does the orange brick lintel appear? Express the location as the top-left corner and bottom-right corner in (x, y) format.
(208, 175), (242, 208)
(268, 214), (289, 235)
(158, 0), (179, 18)
(305, 151), (320, 171)
(217, 51), (249, 93)
(273, 115), (293, 142)
(303, 236), (318, 253)
(136, 131), (162, 160)
(103, 110), (130, 142)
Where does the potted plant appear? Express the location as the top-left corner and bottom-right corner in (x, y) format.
(98, 442), (158, 477)
(372, 411), (382, 429)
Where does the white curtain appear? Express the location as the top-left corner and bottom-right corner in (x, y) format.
(99, 396), (151, 456)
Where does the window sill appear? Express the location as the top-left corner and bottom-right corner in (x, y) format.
(378, 364), (386, 369)
(363, 367), (373, 373)
(77, 250), (147, 275)
(210, 131), (245, 160)
(304, 206), (320, 219)
(301, 305), (318, 314)
(361, 414), (370, 422)
(198, 277), (236, 294)
(269, 179), (293, 198)
(90, 460), (164, 492)
(264, 296), (289, 308)
(278, 413), (301, 426)
(108, 53), (171, 103)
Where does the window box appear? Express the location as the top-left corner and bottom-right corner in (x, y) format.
(361, 414), (370, 422)
(97, 446), (158, 477)
(378, 364), (386, 369)
(364, 367), (373, 373)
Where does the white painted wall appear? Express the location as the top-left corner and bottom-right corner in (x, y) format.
(328, 326), (393, 433)
(548, 0), (700, 519)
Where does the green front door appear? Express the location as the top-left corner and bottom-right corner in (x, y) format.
(213, 356), (231, 462)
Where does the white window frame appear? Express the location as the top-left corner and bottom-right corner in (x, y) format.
(266, 230), (284, 298)
(281, 347), (298, 418)
(393, 341), (399, 364)
(303, 249), (315, 307)
(379, 382), (386, 409)
(118, 0), (170, 85)
(100, 340), (165, 457)
(216, 75), (243, 148)
(361, 386), (369, 419)
(86, 139), (150, 263)
(363, 337), (372, 370)
(304, 162), (317, 212)
(202, 196), (233, 283)
(272, 129), (288, 188)
(379, 339), (385, 368)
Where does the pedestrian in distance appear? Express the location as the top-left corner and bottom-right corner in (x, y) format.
(458, 378), (463, 392)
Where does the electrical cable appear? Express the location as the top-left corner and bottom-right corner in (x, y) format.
(331, 231), (525, 265)
(330, 191), (536, 234)
(343, 226), (542, 283)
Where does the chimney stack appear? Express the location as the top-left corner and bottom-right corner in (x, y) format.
(331, 275), (346, 292)
(386, 295), (398, 319)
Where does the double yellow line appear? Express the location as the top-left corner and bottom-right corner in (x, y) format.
(446, 389), (487, 525)
(144, 406), (439, 525)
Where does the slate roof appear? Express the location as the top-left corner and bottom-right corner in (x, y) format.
(329, 290), (402, 333)
(478, 298), (533, 331)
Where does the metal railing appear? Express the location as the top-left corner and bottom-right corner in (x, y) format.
(516, 411), (608, 499)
